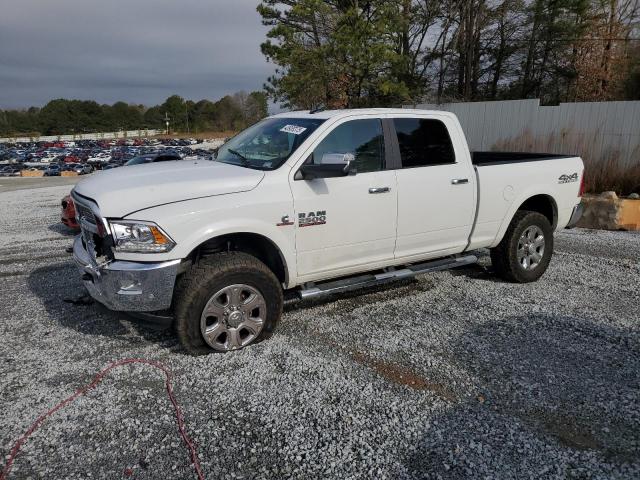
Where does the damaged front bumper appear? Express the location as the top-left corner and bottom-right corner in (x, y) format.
(72, 235), (180, 312)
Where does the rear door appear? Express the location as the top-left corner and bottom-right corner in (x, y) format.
(290, 117), (398, 280)
(391, 115), (476, 259)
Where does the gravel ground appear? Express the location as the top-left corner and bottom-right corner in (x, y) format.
(0, 176), (81, 193)
(1, 185), (638, 479)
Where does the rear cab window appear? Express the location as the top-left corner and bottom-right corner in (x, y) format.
(393, 118), (455, 168)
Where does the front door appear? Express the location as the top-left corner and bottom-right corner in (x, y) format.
(290, 118), (398, 280)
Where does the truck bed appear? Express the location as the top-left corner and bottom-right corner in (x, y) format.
(471, 151), (573, 166)
(467, 151), (583, 251)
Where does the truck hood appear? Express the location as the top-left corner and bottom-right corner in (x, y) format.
(73, 160), (264, 218)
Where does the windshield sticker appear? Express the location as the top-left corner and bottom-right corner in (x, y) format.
(280, 124), (307, 135)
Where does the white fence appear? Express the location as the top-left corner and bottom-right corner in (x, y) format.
(0, 129), (163, 144)
(405, 99), (640, 167)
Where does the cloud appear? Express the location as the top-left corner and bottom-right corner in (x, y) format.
(0, 0), (274, 109)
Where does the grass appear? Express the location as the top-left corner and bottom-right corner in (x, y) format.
(583, 156), (640, 196)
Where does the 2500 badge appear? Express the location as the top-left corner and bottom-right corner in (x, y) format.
(298, 210), (326, 227)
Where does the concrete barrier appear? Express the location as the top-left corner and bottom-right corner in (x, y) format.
(61, 171), (79, 177)
(576, 192), (640, 231)
(20, 170), (44, 177)
(0, 129), (163, 144)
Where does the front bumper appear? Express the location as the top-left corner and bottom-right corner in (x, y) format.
(72, 235), (180, 311)
(566, 202), (584, 229)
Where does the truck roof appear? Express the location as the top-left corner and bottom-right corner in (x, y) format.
(270, 108), (453, 120)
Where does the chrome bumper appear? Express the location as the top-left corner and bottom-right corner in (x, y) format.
(566, 203), (584, 229)
(72, 235), (180, 311)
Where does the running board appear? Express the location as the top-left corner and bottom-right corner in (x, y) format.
(298, 254), (478, 300)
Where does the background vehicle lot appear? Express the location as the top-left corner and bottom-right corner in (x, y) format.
(0, 137), (219, 178)
(0, 184), (638, 479)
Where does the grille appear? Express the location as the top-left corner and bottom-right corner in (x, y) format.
(75, 202), (96, 225)
(73, 196), (110, 259)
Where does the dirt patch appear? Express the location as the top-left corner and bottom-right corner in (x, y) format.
(532, 412), (601, 451)
(350, 350), (458, 401)
(305, 329), (457, 401)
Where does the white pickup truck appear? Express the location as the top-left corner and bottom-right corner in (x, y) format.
(72, 108), (584, 354)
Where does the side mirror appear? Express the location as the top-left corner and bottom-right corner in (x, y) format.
(298, 153), (356, 180)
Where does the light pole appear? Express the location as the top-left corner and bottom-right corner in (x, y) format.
(185, 103), (189, 134)
(164, 112), (170, 135)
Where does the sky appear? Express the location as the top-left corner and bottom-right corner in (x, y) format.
(0, 0), (274, 110)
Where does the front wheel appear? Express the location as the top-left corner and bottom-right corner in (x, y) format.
(173, 252), (283, 355)
(490, 211), (554, 283)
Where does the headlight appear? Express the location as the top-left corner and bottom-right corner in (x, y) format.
(109, 220), (175, 253)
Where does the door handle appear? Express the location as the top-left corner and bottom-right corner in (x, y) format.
(451, 178), (469, 185)
(369, 187), (390, 194)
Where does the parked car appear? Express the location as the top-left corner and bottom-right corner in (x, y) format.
(43, 165), (61, 176)
(0, 166), (22, 177)
(71, 108), (585, 354)
(60, 195), (79, 230)
(74, 164), (93, 175)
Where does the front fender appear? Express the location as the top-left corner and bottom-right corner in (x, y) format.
(114, 187), (298, 286)
(174, 219), (296, 283)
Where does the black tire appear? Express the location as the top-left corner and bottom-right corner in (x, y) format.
(490, 210), (554, 283)
(173, 252), (283, 355)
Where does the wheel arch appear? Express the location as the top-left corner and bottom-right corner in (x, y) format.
(491, 193), (558, 248)
(517, 194), (558, 229)
(187, 232), (290, 286)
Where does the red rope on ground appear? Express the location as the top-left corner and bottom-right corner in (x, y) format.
(0, 358), (205, 480)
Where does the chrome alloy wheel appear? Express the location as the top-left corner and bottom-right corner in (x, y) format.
(517, 225), (545, 270)
(200, 284), (266, 351)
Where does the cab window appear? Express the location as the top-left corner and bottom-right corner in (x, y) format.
(312, 119), (384, 173)
(393, 118), (455, 167)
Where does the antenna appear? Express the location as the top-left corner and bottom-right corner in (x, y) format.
(309, 105), (326, 114)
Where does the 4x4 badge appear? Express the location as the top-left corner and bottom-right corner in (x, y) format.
(558, 173), (578, 184)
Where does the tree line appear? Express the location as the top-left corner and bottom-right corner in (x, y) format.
(0, 91), (268, 136)
(258, 0), (640, 109)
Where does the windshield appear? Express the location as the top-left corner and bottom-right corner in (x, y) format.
(216, 117), (325, 170)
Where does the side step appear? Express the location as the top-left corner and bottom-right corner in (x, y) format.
(298, 254), (478, 300)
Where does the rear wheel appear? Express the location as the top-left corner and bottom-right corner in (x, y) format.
(490, 211), (553, 283)
(173, 252), (283, 355)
